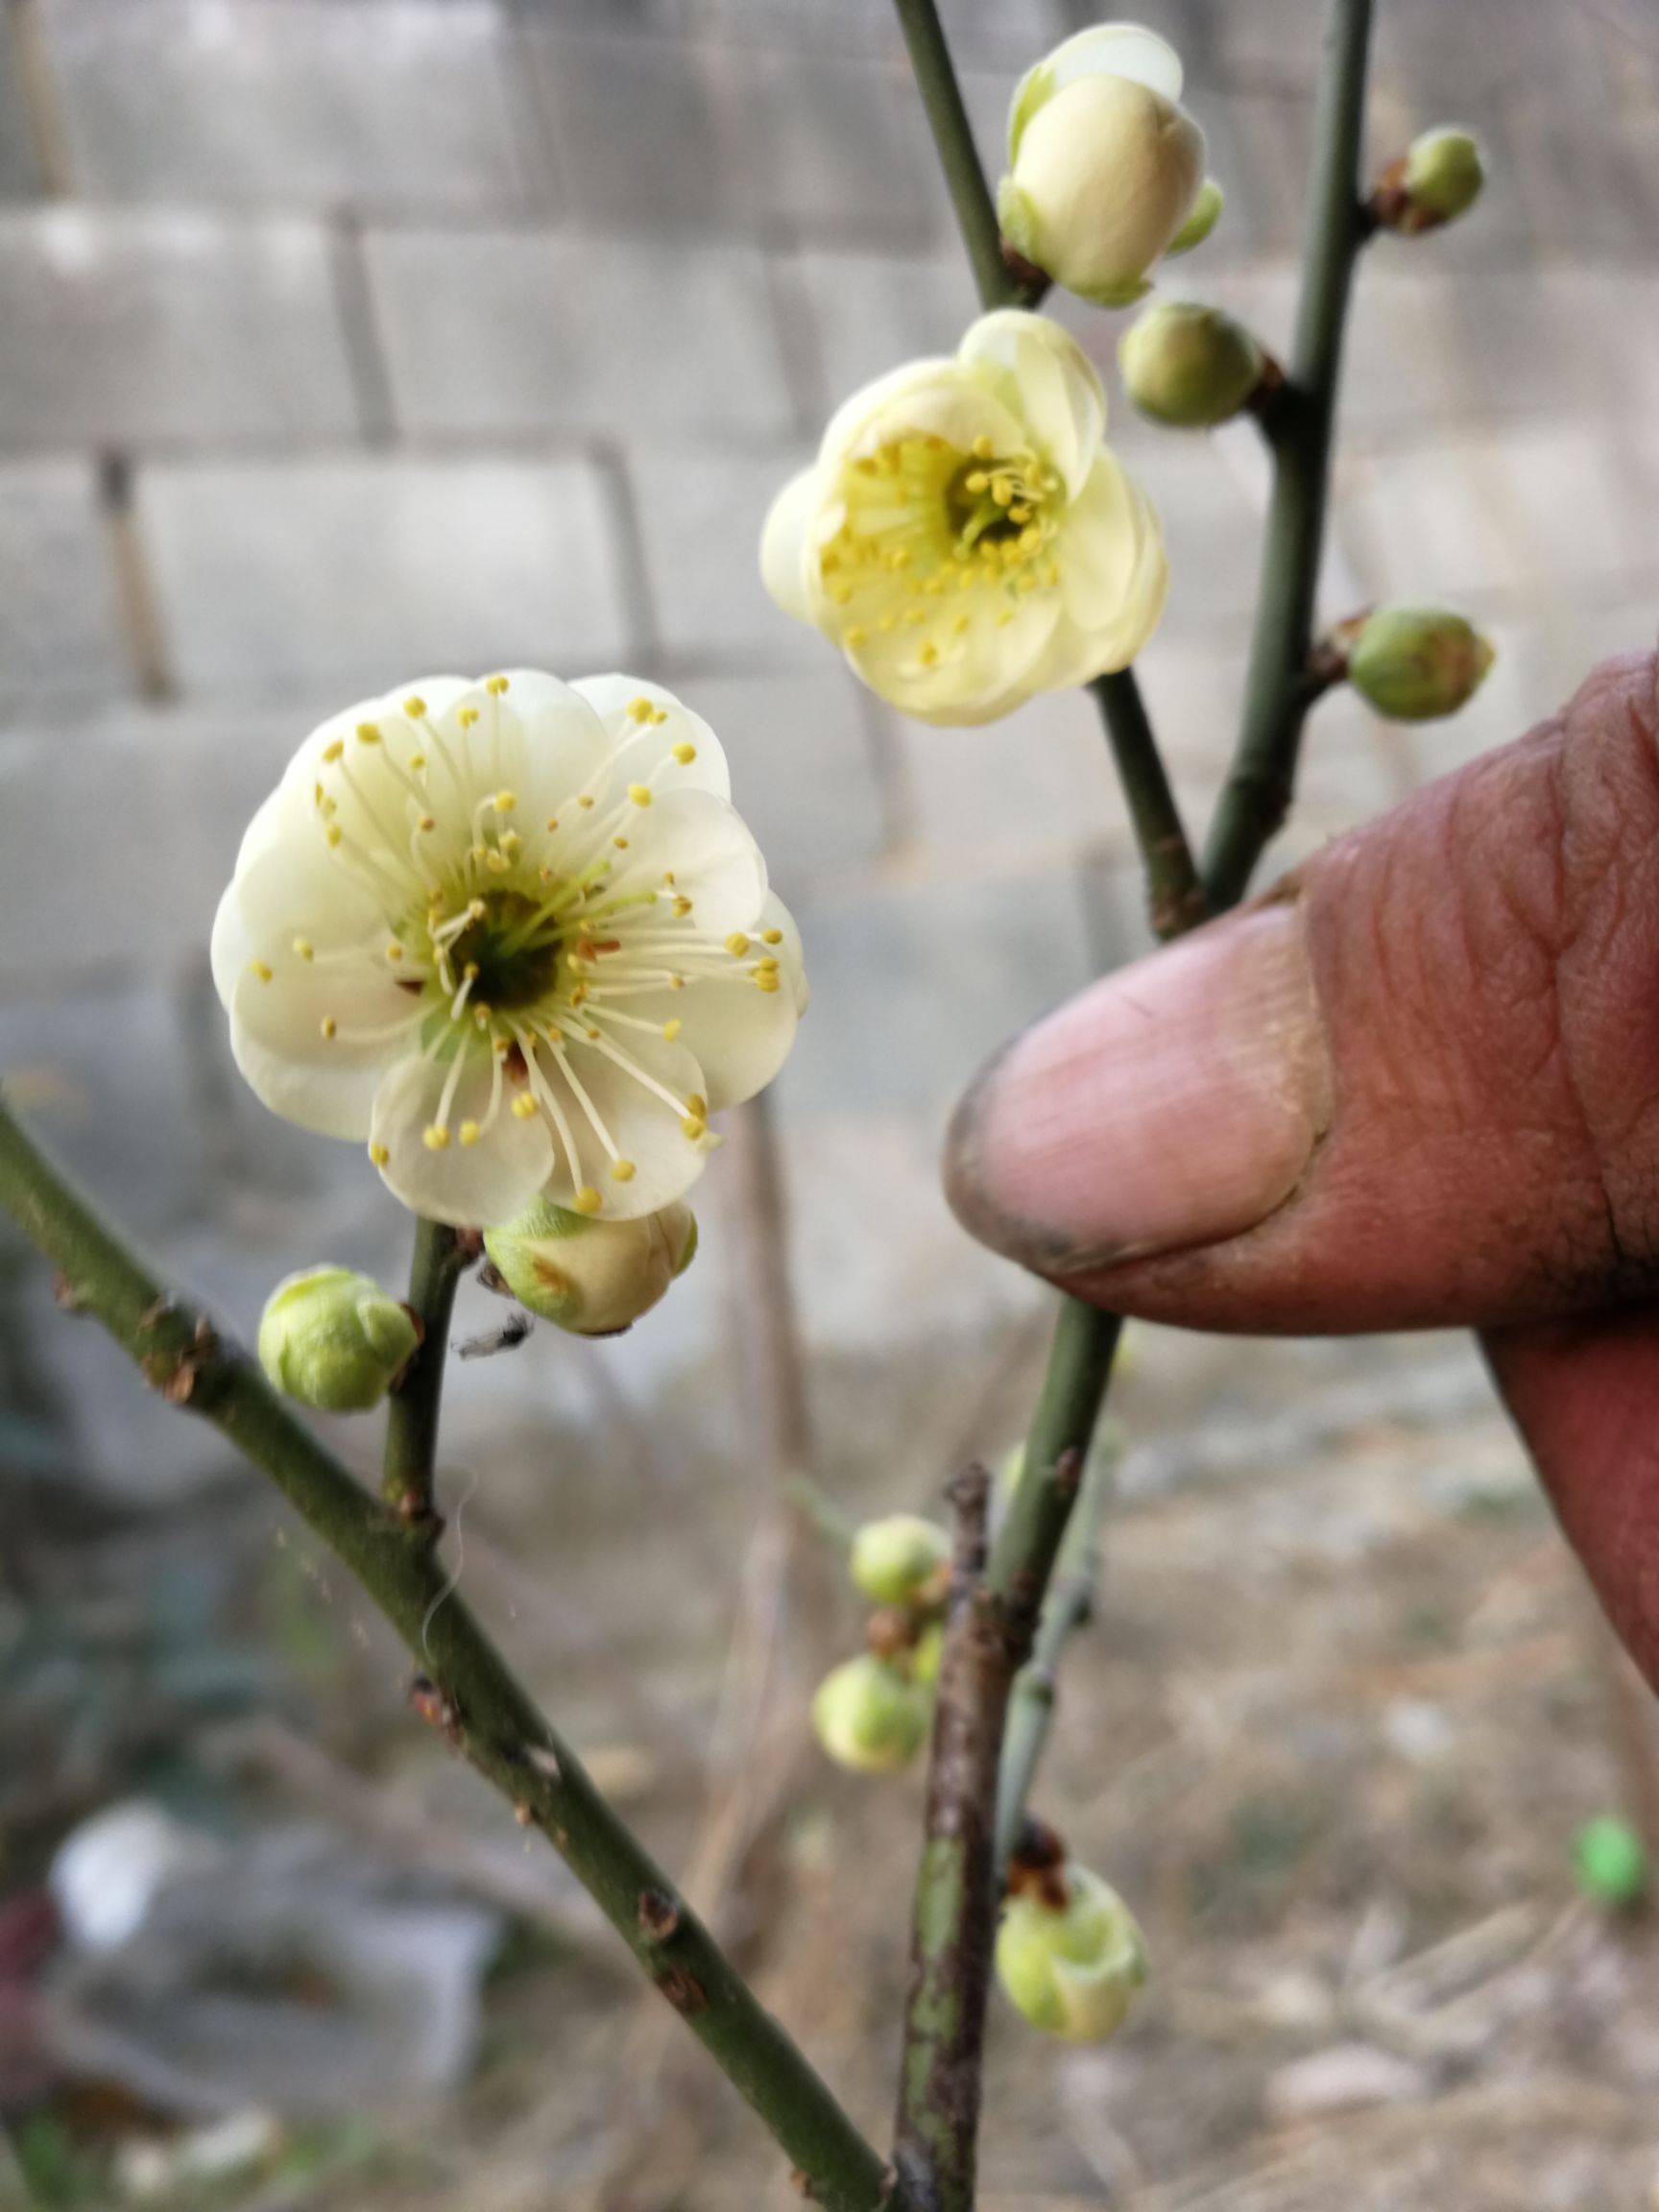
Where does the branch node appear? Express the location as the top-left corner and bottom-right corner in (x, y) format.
(656, 1964), (709, 2014)
(637, 1887), (683, 1943)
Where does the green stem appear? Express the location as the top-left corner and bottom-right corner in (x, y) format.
(994, 1436), (1114, 1873)
(890, 0), (1031, 313)
(1090, 672), (1208, 940)
(0, 1093), (901, 2212)
(1203, 0), (1375, 908)
(381, 1216), (467, 1525)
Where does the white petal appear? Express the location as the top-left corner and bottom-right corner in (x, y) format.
(530, 1029), (714, 1219)
(1045, 22), (1184, 102)
(847, 593), (1061, 728)
(760, 469), (821, 628)
(606, 788), (768, 937)
(819, 355), (955, 466)
(228, 936), (417, 1142)
(1046, 455), (1168, 677)
(371, 1049), (554, 1229)
(605, 892), (805, 1113)
(958, 312), (1106, 498)
(572, 675), (732, 802)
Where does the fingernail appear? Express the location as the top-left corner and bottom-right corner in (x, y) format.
(946, 903), (1332, 1272)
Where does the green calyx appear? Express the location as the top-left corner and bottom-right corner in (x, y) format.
(1574, 1815), (1649, 1908)
(257, 1266), (420, 1413)
(1164, 177), (1224, 257)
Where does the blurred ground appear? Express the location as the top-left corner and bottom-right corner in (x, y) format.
(2, 0), (1659, 2203)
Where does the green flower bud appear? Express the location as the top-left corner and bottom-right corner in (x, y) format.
(1402, 127), (1484, 228)
(1574, 1815), (1648, 1908)
(483, 1196), (696, 1336)
(1164, 177), (1224, 258)
(997, 1863), (1147, 2043)
(1346, 605), (1495, 722)
(1118, 301), (1265, 428)
(257, 1266), (419, 1413)
(911, 1621), (945, 1689)
(811, 1653), (930, 1774)
(849, 1514), (950, 1607)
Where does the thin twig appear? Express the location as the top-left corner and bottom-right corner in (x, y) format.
(1203, 0), (1376, 908)
(0, 1091), (902, 2212)
(381, 1215), (468, 1527)
(993, 1434), (1114, 1875)
(894, 1465), (1004, 2212)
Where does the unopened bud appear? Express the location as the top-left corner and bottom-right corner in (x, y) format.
(483, 1196), (696, 1336)
(1404, 127), (1484, 225)
(999, 25), (1206, 305)
(912, 1621), (944, 1689)
(1345, 605), (1495, 721)
(849, 1514), (950, 1607)
(997, 1863), (1147, 2042)
(1377, 127), (1484, 235)
(1119, 301), (1265, 427)
(1164, 176), (1224, 258)
(811, 1653), (930, 1774)
(257, 1266), (419, 1412)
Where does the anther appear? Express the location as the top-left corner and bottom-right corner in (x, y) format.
(511, 1094), (539, 1119)
(323, 738), (345, 762)
(760, 928), (783, 946)
(725, 933), (750, 956)
(458, 707), (479, 729)
(573, 1186), (604, 1214)
(423, 1124), (451, 1150)
(661, 1019), (683, 1041)
(355, 722), (381, 745)
(459, 1119), (481, 1147)
(320, 1016), (338, 1039)
(610, 1159), (637, 1183)
(494, 790), (517, 813)
(670, 743), (697, 765)
(251, 959), (273, 983)
(403, 695), (427, 718)
(628, 783), (652, 807)
(369, 1141), (391, 1166)
(486, 675), (510, 696)
(293, 937), (314, 961)
(626, 696), (654, 723)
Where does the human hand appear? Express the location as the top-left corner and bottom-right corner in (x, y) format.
(947, 652), (1659, 1684)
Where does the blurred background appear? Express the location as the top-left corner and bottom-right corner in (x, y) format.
(2, 0), (1658, 2204)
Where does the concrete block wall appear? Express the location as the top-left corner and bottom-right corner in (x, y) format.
(1, 0), (1654, 1491)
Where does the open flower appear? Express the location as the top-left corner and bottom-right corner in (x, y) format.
(998, 24), (1208, 305)
(762, 311), (1165, 725)
(212, 674), (806, 1229)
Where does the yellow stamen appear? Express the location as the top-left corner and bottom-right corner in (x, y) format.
(572, 1185), (604, 1214)
(610, 1159), (637, 1183)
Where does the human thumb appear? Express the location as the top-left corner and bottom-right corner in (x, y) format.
(946, 651), (1659, 1336)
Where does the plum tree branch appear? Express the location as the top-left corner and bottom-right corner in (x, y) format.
(892, 0), (1376, 2200)
(0, 1090), (902, 2212)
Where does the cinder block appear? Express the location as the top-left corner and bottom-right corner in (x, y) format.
(0, 210), (360, 447)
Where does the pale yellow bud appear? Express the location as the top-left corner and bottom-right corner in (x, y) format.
(997, 1863), (1147, 2043)
(483, 1196), (696, 1336)
(1000, 28), (1205, 304)
(811, 1653), (930, 1774)
(257, 1266), (419, 1413)
(849, 1514), (950, 1607)
(1401, 127), (1484, 228)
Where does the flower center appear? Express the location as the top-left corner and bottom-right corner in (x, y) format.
(445, 893), (563, 1013)
(820, 430), (1065, 664)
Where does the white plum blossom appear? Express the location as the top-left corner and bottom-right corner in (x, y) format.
(212, 673), (806, 1229)
(762, 310), (1166, 726)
